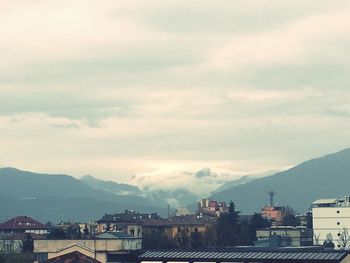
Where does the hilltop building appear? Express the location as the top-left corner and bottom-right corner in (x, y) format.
(197, 198), (228, 217)
(312, 195), (350, 249)
(260, 206), (287, 225)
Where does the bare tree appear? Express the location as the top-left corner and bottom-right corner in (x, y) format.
(314, 233), (320, 245)
(338, 228), (350, 250)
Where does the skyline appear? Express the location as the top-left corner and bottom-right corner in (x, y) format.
(1, 1), (350, 185)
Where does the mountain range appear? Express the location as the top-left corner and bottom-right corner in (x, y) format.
(210, 148), (350, 214)
(1, 147), (350, 222)
(0, 168), (165, 223)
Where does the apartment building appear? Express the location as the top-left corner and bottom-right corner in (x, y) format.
(312, 195), (350, 249)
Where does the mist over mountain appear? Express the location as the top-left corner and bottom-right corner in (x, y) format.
(130, 167), (256, 207)
(80, 175), (143, 196)
(80, 168), (254, 208)
(210, 148), (350, 214)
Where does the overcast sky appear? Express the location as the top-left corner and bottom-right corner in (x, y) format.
(1, 0), (350, 185)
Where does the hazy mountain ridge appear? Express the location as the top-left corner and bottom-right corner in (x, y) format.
(80, 174), (143, 196)
(0, 167), (166, 223)
(210, 148), (350, 214)
(2, 147), (350, 222)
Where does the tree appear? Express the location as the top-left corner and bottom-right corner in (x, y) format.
(190, 229), (202, 248)
(248, 213), (271, 243)
(203, 224), (217, 248)
(142, 231), (174, 249)
(323, 233), (335, 248)
(83, 224), (89, 237)
(281, 207), (299, 226)
(338, 228), (350, 250)
(47, 227), (67, 239)
(21, 233), (34, 253)
(314, 233), (320, 245)
(216, 201), (241, 247)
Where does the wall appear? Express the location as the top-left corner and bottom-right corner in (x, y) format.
(313, 206), (350, 248)
(34, 238), (142, 263)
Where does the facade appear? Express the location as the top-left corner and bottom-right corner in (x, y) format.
(42, 251), (102, 263)
(167, 215), (207, 239)
(197, 199), (228, 217)
(141, 218), (172, 236)
(33, 232), (141, 263)
(312, 196), (350, 248)
(255, 226), (313, 247)
(96, 212), (143, 238)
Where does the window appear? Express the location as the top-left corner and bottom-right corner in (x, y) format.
(337, 222), (340, 225)
(337, 210), (340, 214)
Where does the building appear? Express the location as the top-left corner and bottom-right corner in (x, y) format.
(140, 218), (172, 236)
(0, 216), (48, 237)
(255, 226), (313, 247)
(96, 211), (144, 238)
(138, 247), (350, 263)
(168, 215), (208, 238)
(0, 216), (48, 253)
(33, 231), (141, 263)
(260, 206), (287, 225)
(42, 251), (102, 263)
(197, 199), (228, 217)
(141, 214), (213, 248)
(312, 196), (350, 249)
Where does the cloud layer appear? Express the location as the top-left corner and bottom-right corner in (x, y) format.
(1, 1), (350, 184)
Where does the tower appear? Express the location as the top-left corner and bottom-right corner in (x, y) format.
(268, 191), (276, 207)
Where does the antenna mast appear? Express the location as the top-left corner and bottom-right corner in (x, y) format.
(268, 191), (276, 206)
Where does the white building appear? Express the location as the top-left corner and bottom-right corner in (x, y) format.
(312, 196), (350, 249)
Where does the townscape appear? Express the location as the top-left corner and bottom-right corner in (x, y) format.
(2, 1), (350, 263)
(1, 193), (350, 263)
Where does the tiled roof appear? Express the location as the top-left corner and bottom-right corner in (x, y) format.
(140, 218), (172, 227)
(0, 216), (47, 230)
(42, 251), (101, 263)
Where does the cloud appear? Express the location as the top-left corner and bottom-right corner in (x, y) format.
(1, 1), (350, 185)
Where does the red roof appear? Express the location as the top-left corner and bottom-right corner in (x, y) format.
(0, 216), (47, 230)
(42, 251), (101, 263)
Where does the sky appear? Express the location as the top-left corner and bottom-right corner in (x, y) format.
(1, 0), (350, 188)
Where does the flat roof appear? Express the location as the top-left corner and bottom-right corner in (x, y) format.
(312, 198), (338, 205)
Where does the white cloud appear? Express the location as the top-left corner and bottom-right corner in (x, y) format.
(1, 1), (350, 187)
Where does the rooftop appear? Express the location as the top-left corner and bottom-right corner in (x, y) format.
(139, 248), (349, 263)
(312, 196), (350, 207)
(42, 251), (101, 263)
(0, 216), (47, 230)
